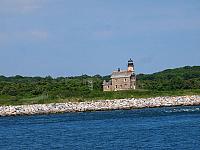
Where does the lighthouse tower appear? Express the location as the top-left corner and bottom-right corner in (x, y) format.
(128, 58), (134, 72)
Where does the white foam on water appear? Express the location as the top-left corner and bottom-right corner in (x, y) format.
(165, 107), (200, 113)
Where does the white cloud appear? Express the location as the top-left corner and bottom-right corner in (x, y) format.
(0, 32), (9, 46)
(94, 30), (113, 38)
(0, 30), (49, 45)
(0, 0), (46, 14)
(30, 30), (48, 40)
(0, 32), (8, 40)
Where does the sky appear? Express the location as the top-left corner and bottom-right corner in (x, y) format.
(0, 0), (200, 77)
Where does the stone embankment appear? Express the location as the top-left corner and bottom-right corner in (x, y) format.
(0, 95), (200, 116)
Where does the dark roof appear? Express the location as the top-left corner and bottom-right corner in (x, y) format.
(111, 70), (133, 79)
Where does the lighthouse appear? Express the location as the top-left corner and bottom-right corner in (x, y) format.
(128, 58), (134, 72)
(103, 58), (136, 91)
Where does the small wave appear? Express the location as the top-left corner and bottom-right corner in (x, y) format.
(165, 107), (200, 113)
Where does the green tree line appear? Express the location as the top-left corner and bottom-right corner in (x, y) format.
(137, 66), (200, 90)
(0, 66), (199, 104)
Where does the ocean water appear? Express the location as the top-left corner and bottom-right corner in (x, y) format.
(0, 106), (200, 150)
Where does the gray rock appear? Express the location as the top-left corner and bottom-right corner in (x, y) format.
(0, 95), (200, 116)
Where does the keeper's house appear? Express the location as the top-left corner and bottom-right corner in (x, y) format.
(103, 59), (136, 91)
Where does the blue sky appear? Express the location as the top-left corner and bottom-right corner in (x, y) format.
(0, 0), (200, 77)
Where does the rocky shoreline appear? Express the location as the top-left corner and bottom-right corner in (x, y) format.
(0, 95), (200, 116)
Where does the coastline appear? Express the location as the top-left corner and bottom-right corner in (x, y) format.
(0, 95), (200, 117)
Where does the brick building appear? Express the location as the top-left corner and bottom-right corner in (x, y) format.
(103, 59), (136, 91)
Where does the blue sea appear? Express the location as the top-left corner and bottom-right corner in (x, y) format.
(0, 106), (200, 150)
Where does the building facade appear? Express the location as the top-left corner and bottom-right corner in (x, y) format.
(103, 59), (136, 91)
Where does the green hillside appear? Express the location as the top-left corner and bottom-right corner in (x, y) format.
(137, 66), (200, 90)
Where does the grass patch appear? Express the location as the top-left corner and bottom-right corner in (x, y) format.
(0, 89), (199, 106)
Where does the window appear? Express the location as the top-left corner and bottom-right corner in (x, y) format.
(107, 86), (109, 89)
(116, 85), (117, 88)
(124, 78), (127, 82)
